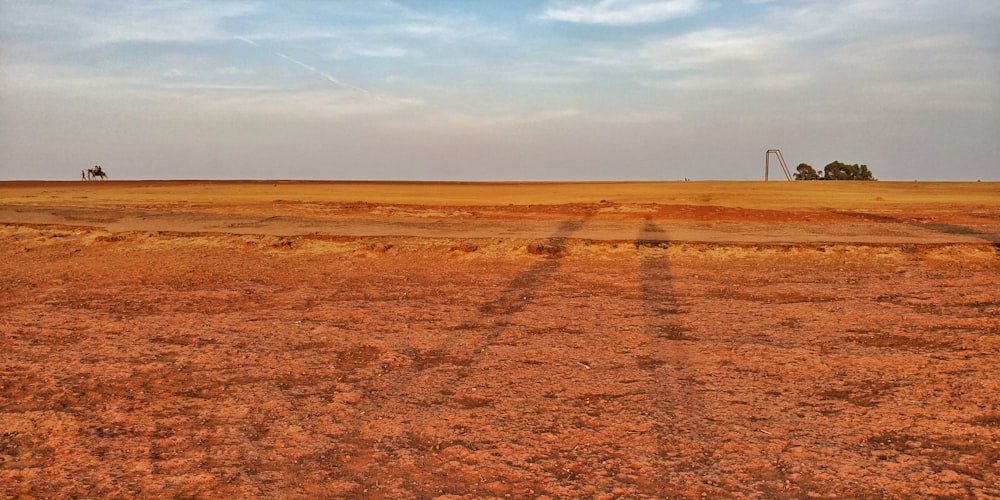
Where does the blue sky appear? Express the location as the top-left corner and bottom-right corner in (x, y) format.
(1, 0), (997, 180)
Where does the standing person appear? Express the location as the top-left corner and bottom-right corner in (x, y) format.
(81, 169), (86, 181)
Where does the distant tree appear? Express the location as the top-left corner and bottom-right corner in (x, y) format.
(794, 163), (820, 180)
(823, 161), (848, 180)
(858, 164), (875, 180)
(821, 161), (876, 181)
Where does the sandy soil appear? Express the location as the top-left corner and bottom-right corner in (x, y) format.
(2, 181), (999, 498)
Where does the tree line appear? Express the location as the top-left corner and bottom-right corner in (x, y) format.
(794, 161), (876, 181)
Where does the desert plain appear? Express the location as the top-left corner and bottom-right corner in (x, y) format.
(1, 180), (999, 498)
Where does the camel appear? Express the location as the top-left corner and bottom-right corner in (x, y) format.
(87, 166), (107, 180)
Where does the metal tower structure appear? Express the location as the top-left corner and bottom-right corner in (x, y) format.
(765, 149), (793, 181)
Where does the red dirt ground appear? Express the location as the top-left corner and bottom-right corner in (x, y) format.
(2, 181), (999, 498)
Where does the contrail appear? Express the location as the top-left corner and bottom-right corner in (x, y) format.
(273, 51), (377, 97)
(236, 36), (385, 102)
(236, 36), (259, 47)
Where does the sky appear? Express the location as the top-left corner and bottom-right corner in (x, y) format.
(1, 0), (997, 181)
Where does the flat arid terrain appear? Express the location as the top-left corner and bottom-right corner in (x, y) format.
(2, 180), (999, 498)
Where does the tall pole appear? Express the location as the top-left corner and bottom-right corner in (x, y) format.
(765, 149), (793, 181)
(765, 150), (770, 182)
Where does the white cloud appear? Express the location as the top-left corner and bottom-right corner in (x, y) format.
(201, 89), (423, 119)
(598, 110), (682, 124)
(637, 29), (787, 70)
(540, 0), (702, 25)
(385, 107), (582, 133)
(640, 72), (812, 92)
(355, 46), (408, 59)
(162, 68), (186, 79)
(1, 59), (420, 120)
(3, 1), (260, 46)
(215, 66), (256, 77)
(574, 28), (801, 80)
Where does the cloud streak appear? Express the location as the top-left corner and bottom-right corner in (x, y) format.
(540, 0), (702, 25)
(238, 37), (373, 95)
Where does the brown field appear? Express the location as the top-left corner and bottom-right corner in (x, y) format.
(2, 180), (999, 498)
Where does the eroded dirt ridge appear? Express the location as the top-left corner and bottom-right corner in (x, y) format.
(833, 210), (1000, 252)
